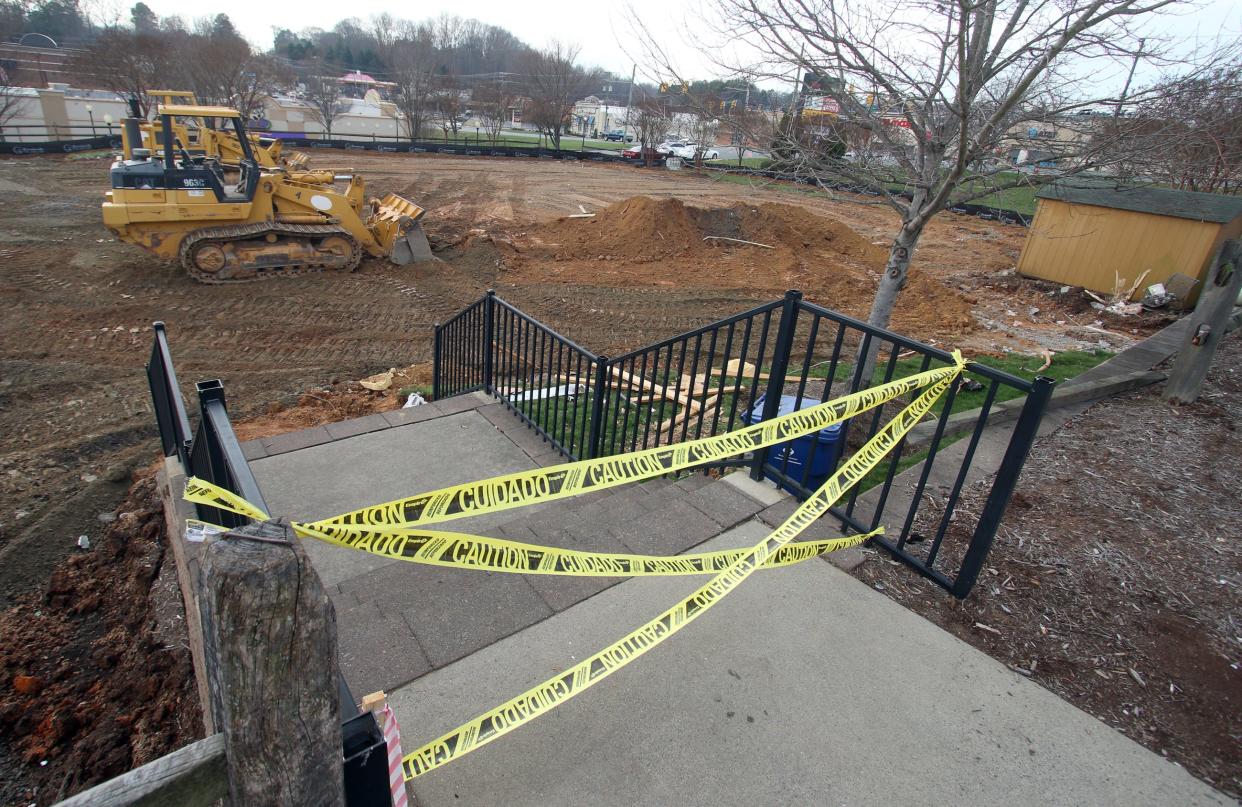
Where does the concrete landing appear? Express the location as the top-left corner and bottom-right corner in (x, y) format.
(392, 521), (1232, 807)
(247, 393), (563, 694)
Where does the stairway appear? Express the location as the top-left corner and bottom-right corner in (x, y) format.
(330, 471), (771, 695)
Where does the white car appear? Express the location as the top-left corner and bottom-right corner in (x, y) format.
(666, 142), (721, 160)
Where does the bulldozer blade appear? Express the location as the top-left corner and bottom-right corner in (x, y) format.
(390, 221), (437, 265)
(370, 193), (437, 265)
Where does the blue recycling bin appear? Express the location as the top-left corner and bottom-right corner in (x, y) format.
(741, 394), (845, 493)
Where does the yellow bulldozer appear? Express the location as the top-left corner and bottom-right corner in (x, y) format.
(102, 105), (433, 283)
(140, 91), (310, 170)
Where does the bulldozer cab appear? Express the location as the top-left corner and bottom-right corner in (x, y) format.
(113, 105), (260, 203)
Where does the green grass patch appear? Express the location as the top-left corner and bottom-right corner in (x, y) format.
(400, 384), (434, 399)
(494, 348), (1112, 487)
(706, 156), (773, 170)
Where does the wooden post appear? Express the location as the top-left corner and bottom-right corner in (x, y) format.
(198, 519), (345, 807)
(1165, 239), (1242, 404)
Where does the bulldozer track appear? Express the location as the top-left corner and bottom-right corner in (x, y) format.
(178, 221), (363, 284)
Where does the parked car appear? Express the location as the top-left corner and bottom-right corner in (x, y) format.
(621, 145), (664, 162)
(603, 130), (634, 142)
(667, 142), (721, 161)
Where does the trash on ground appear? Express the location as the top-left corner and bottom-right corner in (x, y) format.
(359, 368), (396, 391)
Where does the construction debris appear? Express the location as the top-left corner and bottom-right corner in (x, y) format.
(359, 368), (396, 391)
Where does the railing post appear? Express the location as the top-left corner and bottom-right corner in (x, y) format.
(750, 289), (802, 481)
(586, 356), (610, 459)
(952, 375), (1054, 598)
(483, 289), (496, 394)
(432, 322), (442, 401)
(198, 519), (345, 807)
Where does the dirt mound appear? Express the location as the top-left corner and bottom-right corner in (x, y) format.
(498, 196), (975, 338)
(524, 197), (887, 267)
(527, 197), (705, 262)
(0, 474), (201, 803)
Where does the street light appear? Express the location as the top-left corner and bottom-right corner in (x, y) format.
(85, 104), (95, 136)
(102, 114), (113, 138)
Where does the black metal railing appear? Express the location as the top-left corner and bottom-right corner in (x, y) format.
(433, 290), (1053, 597)
(147, 327), (269, 529)
(147, 322), (193, 467)
(144, 324), (389, 804)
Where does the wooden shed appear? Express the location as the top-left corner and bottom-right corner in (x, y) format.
(1017, 180), (1242, 305)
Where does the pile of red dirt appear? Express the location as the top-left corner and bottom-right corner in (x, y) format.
(499, 197), (976, 337)
(231, 362), (433, 443)
(0, 474), (201, 803)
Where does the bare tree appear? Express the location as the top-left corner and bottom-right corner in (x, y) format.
(233, 54), (293, 119)
(388, 25), (436, 142)
(1098, 56), (1242, 194)
(302, 60), (345, 139)
(635, 100), (671, 166)
(476, 84), (513, 143)
(639, 0), (1200, 354)
(688, 95), (721, 165)
(0, 57), (27, 140)
(523, 42), (595, 151)
(435, 75), (464, 139)
(73, 29), (175, 117)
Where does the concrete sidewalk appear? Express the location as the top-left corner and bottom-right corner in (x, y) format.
(392, 522), (1231, 807)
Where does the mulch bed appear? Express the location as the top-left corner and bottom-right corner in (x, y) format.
(855, 334), (1242, 798)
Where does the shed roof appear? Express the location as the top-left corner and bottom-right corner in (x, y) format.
(1035, 180), (1242, 224)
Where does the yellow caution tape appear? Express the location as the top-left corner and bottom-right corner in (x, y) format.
(294, 520), (878, 575)
(184, 478), (271, 521)
(184, 358), (960, 578)
(400, 367), (959, 779)
(194, 360), (955, 534)
(181, 356), (963, 780)
(181, 490), (876, 575)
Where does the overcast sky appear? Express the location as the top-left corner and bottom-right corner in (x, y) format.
(138, 0), (1240, 88)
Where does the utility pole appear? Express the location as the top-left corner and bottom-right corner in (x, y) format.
(625, 64), (636, 139)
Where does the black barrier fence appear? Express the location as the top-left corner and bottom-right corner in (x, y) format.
(145, 323), (390, 806)
(434, 291), (1052, 597)
(0, 134), (122, 155)
(0, 130), (1030, 224)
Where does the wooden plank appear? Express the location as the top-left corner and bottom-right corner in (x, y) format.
(157, 456), (214, 735)
(198, 520), (345, 806)
(1165, 239), (1242, 404)
(905, 370), (1167, 449)
(53, 734), (227, 807)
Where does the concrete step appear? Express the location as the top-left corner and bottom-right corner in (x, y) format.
(493, 471), (770, 617)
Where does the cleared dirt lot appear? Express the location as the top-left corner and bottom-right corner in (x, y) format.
(0, 150), (1160, 602)
(0, 149), (1221, 801)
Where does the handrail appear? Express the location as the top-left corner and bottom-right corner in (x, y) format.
(432, 291), (1050, 598)
(797, 299), (1034, 390)
(147, 321), (193, 466)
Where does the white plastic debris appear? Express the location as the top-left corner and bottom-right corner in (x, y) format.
(404, 392), (427, 408)
(77, 535), (90, 550)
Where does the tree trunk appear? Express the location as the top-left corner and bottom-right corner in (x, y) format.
(866, 221), (924, 331)
(858, 219), (928, 381)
